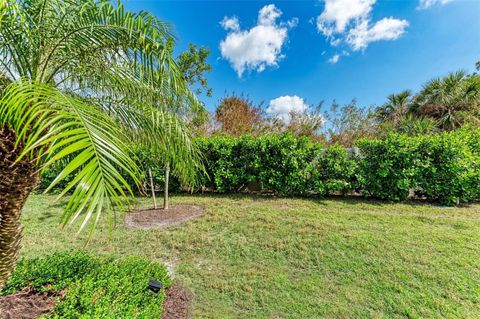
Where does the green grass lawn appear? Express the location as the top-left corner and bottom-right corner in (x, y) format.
(20, 194), (480, 318)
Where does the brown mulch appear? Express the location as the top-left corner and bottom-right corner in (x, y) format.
(0, 288), (65, 319)
(125, 205), (204, 229)
(162, 283), (193, 319)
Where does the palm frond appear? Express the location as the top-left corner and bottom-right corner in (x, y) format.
(107, 102), (205, 189)
(0, 80), (140, 237)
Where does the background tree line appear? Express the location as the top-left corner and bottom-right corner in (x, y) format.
(194, 61), (480, 147)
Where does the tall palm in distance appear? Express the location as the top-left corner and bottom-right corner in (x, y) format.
(376, 70), (480, 133)
(413, 71), (480, 130)
(0, 0), (201, 288)
(376, 90), (412, 125)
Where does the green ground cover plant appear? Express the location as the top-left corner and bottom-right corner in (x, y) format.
(2, 252), (170, 318)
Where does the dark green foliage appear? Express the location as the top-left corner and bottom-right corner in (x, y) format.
(415, 129), (480, 205)
(355, 135), (421, 201)
(317, 145), (357, 195)
(196, 135), (245, 192)
(196, 134), (323, 196)
(40, 131), (479, 205)
(40, 146), (181, 194)
(252, 134), (321, 196)
(2, 252), (170, 318)
(356, 129), (480, 205)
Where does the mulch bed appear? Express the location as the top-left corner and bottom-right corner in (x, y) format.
(162, 283), (193, 319)
(125, 205), (204, 229)
(0, 288), (65, 319)
(0, 283), (192, 319)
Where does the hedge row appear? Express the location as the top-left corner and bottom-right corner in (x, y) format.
(40, 129), (480, 205)
(356, 129), (480, 204)
(2, 252), (170, 318)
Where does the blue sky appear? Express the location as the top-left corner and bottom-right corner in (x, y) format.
(124, 0), (480, 116)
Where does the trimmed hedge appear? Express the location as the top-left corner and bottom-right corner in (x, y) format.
(196, 134), (324, 195)
(355, 135), (421, 201)
(356, 129), (480, 205)
(39, 130), (480, 205)
(2, 252), (171, 318)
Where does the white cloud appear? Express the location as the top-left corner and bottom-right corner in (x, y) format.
(316, 0), (408, 56)
(328, 54), (340, 64)
(346, 17), (409, 51)
(284, 17), (299, 28)
(331, 38), (342, 46)
(418, 0), (454, 10)
(317, 0), (375, 36)
(220, 16), (240, 31)
(219, 4), (297, 77)
(267, 95), (309, 122)
(258, 4), (282, 25)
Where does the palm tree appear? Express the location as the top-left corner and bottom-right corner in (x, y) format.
(396, 114), (438, 136)
(413, 71), (480, 130)
(0, 0), (200, 288)
(376, 90), (412, 125)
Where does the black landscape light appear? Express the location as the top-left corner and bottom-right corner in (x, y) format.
(148, 279), (163, 294)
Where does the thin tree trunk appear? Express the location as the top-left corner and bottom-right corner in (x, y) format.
(163, 163), (169, 210)
(148, 168), (157, 209)
(0, 126), (39, 289)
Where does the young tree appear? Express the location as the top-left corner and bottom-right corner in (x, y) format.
(153, 43), (212, 210)
(0, 0), (199, 288)
(326, 100), (377, 146)
(266, 102), (326, 141)
(214, 94), (263, 136)
(177, 44), (213, 98)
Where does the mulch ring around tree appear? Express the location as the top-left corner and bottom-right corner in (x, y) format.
(0, 288), (65, 319)
(0, 283), (192, 319)
(125, 205), (204, 229)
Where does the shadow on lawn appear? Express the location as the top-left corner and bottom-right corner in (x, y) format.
(169, 191), (461, 209)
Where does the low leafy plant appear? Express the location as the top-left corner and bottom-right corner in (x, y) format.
(2, 252), (171, 318)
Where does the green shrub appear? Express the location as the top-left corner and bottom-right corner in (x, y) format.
(415, 130), (480, 205)
(38, 130), (479, 205)
(355, 134), (421, 201)
(254, 134), (322, 196)
(317, 145), (357, 195)
(197, 134), (323, 196)
(355, 130), (480, 205)
(196, 135), (249, 192)
(2, 252), (171, 318)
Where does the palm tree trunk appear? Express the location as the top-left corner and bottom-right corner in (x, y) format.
(0, 126), (39, 289)
(163, 163), (169, 210)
